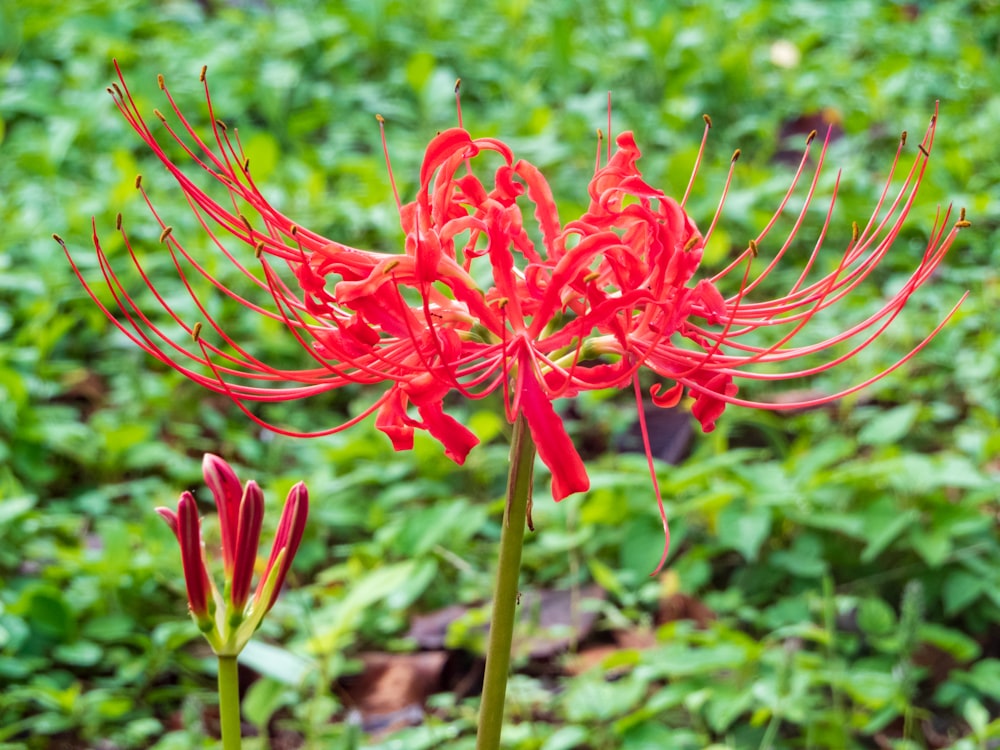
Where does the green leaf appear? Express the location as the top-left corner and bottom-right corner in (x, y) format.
(541, 725), (589, 750)
(53, 641), (103, 667)
(857, 597), (897, 637)
(857, 403), (919, 446)
(942, 570), (986, 616)
(239, 640), (314, 686)
(918, 623), (981, 662)
(242, 676), (294, 727)
(717, 501), (772, 562)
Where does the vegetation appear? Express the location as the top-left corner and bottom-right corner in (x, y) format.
(1, 0), (998, 747)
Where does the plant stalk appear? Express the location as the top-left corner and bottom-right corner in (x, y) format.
(217, 655), (242, 750)
(476, 413), (535, 750)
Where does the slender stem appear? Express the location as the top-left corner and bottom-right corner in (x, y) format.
(217, 655), (242, 750)
(476, 413), (535, 750)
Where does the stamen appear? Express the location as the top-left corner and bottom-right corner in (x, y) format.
(376, 114), (403, 212)
(607, 91), (612, 161)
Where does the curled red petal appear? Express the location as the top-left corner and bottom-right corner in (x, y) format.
(519, 366), (589, 501)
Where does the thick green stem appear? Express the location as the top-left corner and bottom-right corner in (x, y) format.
(217, 655), (242, 750)
(476, 416), (535, 750)
(476, 413), (535, 750)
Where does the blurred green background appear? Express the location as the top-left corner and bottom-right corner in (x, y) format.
(1, 0), (998, 748)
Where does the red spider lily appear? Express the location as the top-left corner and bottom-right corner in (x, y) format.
(60, 64), (968, 571)
(156, 454), (308, 654)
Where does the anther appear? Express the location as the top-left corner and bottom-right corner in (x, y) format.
(454, 78), (461, 94)
(583, 271), (601, 283)
(495, 297), (509, 309)
(159, 226), (173, 243)
(111, 83), (123, 98)
(806, 129), (817, 145)
(200, 66), (207, 82)
(192, 322), (203, 342)
(157, 74), (165, 90)
(383, 259), (401, 273)
(919, 144), (930, 157)
(375, 114), (385, 123)
(960, 207), (966, 222)
(215, 119), (227, 131)
(153, 109), (166, 122)
(116, 213), (123, 230)
(683, 236), (700, 252)
(703, 114), (712, 128)
(900, 131), (908, 146)
(732, 149), (741, 162)
(239, 214), (252, 236)
(255, 241), (265, 258)
(748, 239), (759, 257)
(851, 222), (859, 243)
(243, 157), (250, 172)
(52, 233), (64, 245)
(135, 174), (143, 189)
(956, 209), (971, 228)
(289, 224), (299, 236)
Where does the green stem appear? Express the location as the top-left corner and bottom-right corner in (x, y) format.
(476, 413), (535, 750)
(217, 655), (242, 750)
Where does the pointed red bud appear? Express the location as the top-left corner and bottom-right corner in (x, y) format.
(230, 480), (264, 611)
(176, 491), (211, 619)
(202, 453), (242, 575)
(257, 482), (309, 611)
(155, 507), (180, 538)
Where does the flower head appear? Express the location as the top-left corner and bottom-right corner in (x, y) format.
(61, 64), (968, 569)
(156, 454), (308, 655)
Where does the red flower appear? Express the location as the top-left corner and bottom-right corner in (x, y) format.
(156, 454), (309, 654)
(61, 64), (968, 569)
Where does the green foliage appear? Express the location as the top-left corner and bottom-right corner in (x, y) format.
(2, 0), (998, 747)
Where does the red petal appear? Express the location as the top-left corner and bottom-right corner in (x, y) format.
(519, 367), (589, 500)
